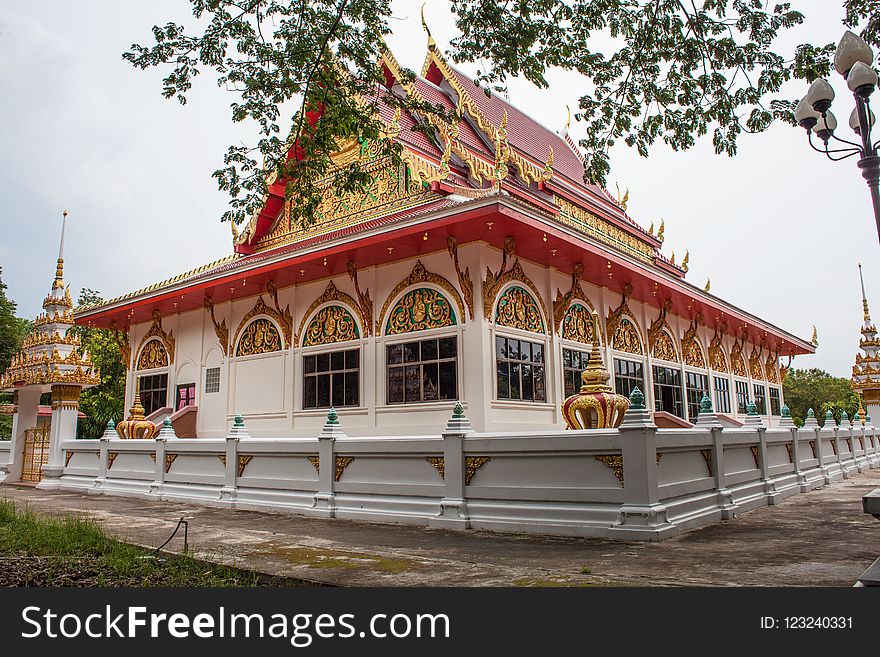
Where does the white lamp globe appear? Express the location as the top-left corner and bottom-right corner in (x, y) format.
(847, 61), (879, 95)
(849, 106), (876, 134)
(834, 30), (874, 76)
(795, 95), (820, 128)
(811, 110), (837, 137)
(806, 78), (835, 112)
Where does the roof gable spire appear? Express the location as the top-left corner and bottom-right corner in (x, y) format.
(53, 210), (68, 291)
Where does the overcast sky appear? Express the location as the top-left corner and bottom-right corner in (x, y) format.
(0, 1), (874, 377)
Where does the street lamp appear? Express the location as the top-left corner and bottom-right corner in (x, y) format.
(797, 30), (880, 241)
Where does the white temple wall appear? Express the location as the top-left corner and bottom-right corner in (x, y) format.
(119, 245), (789, 437)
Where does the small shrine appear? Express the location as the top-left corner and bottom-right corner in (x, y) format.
(0, 212), (99, 483)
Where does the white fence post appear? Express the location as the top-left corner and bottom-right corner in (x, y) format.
(430, 402), (472, 529)
(92, 420), (114, 492)
(150, 417), (176, 497)
(314, 408), (344, 517)
(221, 414), (248, 503)
(612, 388), (671, 537)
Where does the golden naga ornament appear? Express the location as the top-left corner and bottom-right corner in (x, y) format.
(116, 391), (158, 439)
(561, 311), (630, 429)
(708, 326), (729, 373)
(730, 335), (747, 377)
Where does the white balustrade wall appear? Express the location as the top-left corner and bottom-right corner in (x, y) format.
(2, 412), (878, 540)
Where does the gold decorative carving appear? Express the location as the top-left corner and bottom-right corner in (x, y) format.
(708, 326), (729, 373)
(233, 295), (290, 354)
(116, 389), (158, 439)
(606, 284), (644, 355)
(495, 286), (546, 334)
(749, 445), (760, 468)
(135, 310), (175, 368)
(561, 303), (595, 344)
(377, 260), (465, 335)
(204, 297), (229, 356)
(236, 317), (282, 356)
(346, 262), (374, 338)
(65, 451), (74, 467)
(298, 281), (364, 346)
(482, 239), (549, 329)
(335, 456), (353, 482)
(765, 352), (779, 384)
(164, 453), (177, 473)
(681, 313), (706, 369)
(426, 456), (445, 479)
(464, 456), (489, 486)
(386, 287), (455, 335)
(137, 339), (169, 371)
(730, 335), (747, 378)
(307, 456), (320, 473)
(51, 384), (81, 411)
(109, 321), (132, 370)
(595, 455), (624, 486)
(553, 263), (594, 334)
(218, 454), (253, 477)
(701, 449), (713, 477)
(649, 300), (678, 363)
(749, 346), (765, 381)
(785, 443), (793, 463)
(555, 197), (656, 264)
(304, 306), (359, 347)
(266, 281), (294, 344)
(446, 237), (474, 320)
(809, 440), (817, 459)
(107, 452), (119, 469)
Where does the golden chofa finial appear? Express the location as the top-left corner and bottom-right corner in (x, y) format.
(564, 105), (571, 133)
(656, 218), (665, 242)
(681, 250), (689, 272)
(704, 277), (711, 292)
(614, 183), (629, 211)
(420, 3), (436, 48)
(811, 325), (818, 347)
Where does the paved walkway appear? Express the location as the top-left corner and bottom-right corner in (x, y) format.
(3, 470), (879, 586)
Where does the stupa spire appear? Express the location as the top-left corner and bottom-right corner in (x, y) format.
(53, 210), (68, 290)
(859, 262), (871, 324)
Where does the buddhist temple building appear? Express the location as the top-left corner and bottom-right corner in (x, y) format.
(73, 33), (815, 439)
(852, 264), (880, 423)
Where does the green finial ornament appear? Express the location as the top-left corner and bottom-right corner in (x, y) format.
(163, 417), (172, 428)
(807, 408), (815, 419)
(867, 413), (872, 424)
(841, 411), (849, 423)
(327, 407), (339, 425)
(699, 393), (712, 415)
(825, 409), (834, 422)
(107, 418), (116, 430)
(629, 386), (645, 410)
(781, 404), (791, 418)
(452, 401), (465, 419)
(746, 401), (758, 416)
(234, 413), (245, 428)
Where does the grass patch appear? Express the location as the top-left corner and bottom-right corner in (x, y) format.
(0, 498), (308, 587)
(580, 566), (592, 574)
(273, 546), (420, 574)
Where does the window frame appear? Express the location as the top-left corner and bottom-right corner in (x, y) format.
(137, 373), (168, 417)
(753, 383), (768, 415)
(613, 356), (645, 401)
(768, 386), (781, 416)
(652, 364), (684, 418)
(175, 383), (196, 411)
(713, 376), (732, 414)
(302, 347), (361, 410)
(684, 371), (709, 421)
(204, 367), (221, 394)
(494, 333), (548, 403)
(734, 379), (750, 415)
(561, 344), (591, 399)
(385, 334), (459, 405)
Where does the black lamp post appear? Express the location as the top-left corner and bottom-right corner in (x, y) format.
(797, 31), (880, 242)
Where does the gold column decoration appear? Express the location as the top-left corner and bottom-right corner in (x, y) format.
(595, 455), (624, 486)
(51, 384), (81, 411)
(481, 237), (549, 327)
(446, 237), (474, 320)
(164, 453), (178, 473)
(561, 311), (631, 429)
(217, 454), (253, 477)
(426, 456), (445, 479)
(64, 451), (74, 467)
(107, 452), (119, 469)
(135, 310), (176, 366)
(605, 284), (644, 355)
(553, 263), (596, 335)
(765, 350), (780, 384)
(785, 443), (793, 463)
(648, 300), (678, 363)
(464, 456), (489, 486)
(681, 313), (706, 369)
(110, 321), (132, 369)
(204, 297), (229, 356)
(376, 260), (466, 335)
(335, 456), (354, 482)
(749, 345), (765, 381)
(296, 280), (365, 346)
(749, 446), (759, 468)
(346, 261), (374, 338)
(307, 456), (320, 473)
